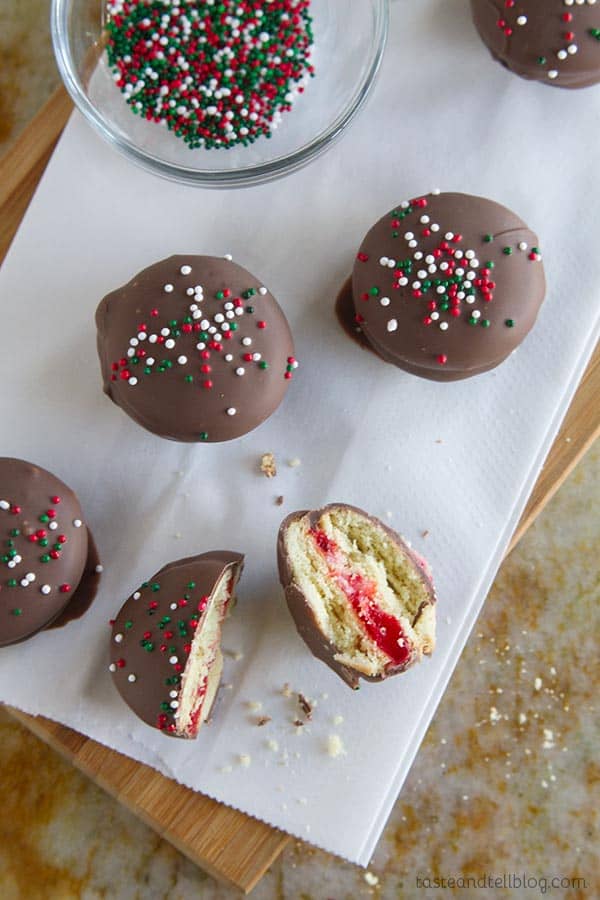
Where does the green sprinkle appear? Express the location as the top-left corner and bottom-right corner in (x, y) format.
(505, 319), (515, 328)
(481, 319), (491, 328)
(502, 247), (513, 256)
(199, 432), (209, 441)
(9, 529), (19, 537)
(259, 361), (269, 370)
(7, 579), (17, 588)
(483, 234), (493, 243)
(11, 608), (22, 616)
(151, 583), (160, 592)
(187, 581), (196, 589)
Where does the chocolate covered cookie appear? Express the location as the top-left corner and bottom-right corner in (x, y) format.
(0, 458), (101, 646)
(96, 255), (298, 442)
(471, 0), (600, 89)
(110, 551), (243, 737)
(278, 504), (436, 690)
(352, 191), (545, 380)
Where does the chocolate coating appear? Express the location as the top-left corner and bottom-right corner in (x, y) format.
(277, 504), (436, 690)
(0, 458), (95, 646)
(352, 192), (546, 381)
(110, 551), (243, 735)
(471, 0), (600, 89)
(96, 255), (297, 442)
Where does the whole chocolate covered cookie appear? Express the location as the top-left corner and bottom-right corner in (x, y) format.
(96, 255), (298, 442)
(352, 191), (545, 381)
(110, 551), (243, 737)
(0, 458), (101, 646)
(471, 0), (600, 89)
(278, 504), (436, 690)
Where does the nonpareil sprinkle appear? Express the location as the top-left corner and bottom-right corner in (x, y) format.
(105, 0), (315, 150)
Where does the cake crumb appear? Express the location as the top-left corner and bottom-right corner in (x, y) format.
(288, 457), (302, 468)
(326, 734), (346, 758)
(282, 682), (293, 698)
(298, 693), (313, 720)
(220, 765), (233, 774)
(489, 707), (501, 724)
(297, 797), (308, 805)
(364, 872), (379, 887)
(257, 716), (272, 727)
(275, 495), (284, 506)
(421, 529), (430, 539)
(238, 754), (251, 768)
(518, 713), (527, 725)
(534, 677), (543, 691)
(246, 701), (263, 712)
(542, 729), (555, 749)
(332, 715), (344, 726)
(260, 452), (277, 478)
(267, 739), (279, 752)
(293, 719), (304, 728)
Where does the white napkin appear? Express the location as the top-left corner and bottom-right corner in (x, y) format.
(0, 0), (598, 864)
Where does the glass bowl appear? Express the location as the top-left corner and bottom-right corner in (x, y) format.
(51, 0), (390, 188)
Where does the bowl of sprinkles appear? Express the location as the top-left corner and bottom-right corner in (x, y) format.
(52, 0), (390, 187)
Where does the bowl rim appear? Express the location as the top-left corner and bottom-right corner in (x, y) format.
(51, 0), (391, 188)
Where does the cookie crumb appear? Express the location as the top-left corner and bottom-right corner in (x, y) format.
(293, 719), (304, 728)
(238, 754), (251, 768)
(288, 457), (301, 468)
(257, 716), (272, 727)
(298, 693), (313, 720)
(534, 677), (543, 691)
(260, 452), (277, 478)
(220, 765), (233, 774)
(275, 495), (284, 506)
(332, 715), (344, 726)
(421, 529), (430, 539)
(364, 871), (379, 887)
(246, 701), (263, 712)
(267, 739), (279, 752)
(282, 682), (293, 698)
(327, 734), (346, 758)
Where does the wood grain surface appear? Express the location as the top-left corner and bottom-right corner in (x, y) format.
(1, 85), (598, 894)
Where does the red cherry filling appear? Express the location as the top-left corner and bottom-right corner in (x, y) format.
(309, 528), (411, 667)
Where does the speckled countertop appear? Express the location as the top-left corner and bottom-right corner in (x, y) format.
(0, 3), (598, 898)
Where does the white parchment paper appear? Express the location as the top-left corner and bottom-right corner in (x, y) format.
(0, 1), (599, 864)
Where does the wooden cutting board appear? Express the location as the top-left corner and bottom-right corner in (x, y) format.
(1, 87), (599, 894)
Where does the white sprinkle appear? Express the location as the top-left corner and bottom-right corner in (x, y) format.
(224, 253), (233, 261)
(226, 407), (237, 416)
(224, 353), (233, 362)
(518, 713), (527, 725)
(0, 500), (9, 510)
(170, 690), (179, 699)
(163, 283), (174, 293)
(127, 673), (137, 683)
(333, 715), (344, 726)
(387, 319), (398, 333)
(516, 15), (527, 25)
(108, 663), (116, 673)
(186, 288), (195, 296)
(170, 700), (179, 709)
(177, 355), (188, 365)
(242, 337), (252, 346)
(165, 339), (175, 350)
(267, 740), (279, 752)
(489, 707), (502, 724)
(128, 377), (138, 386)
(169, 655), (178, 664)
(74, 519), (83, 529)
(180, 265), (192, 275)
(259, 287), (268, 295)
(114, 633), (124, 643)
(95, 564), (103, 574)
(40, 585), (51, 595)
(133, 591), (141, 600)
(440, 322), (449, 331)
(235, 367), (245, 376)
(380, 297), (391, 307)
(519, 242), (528, 251)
